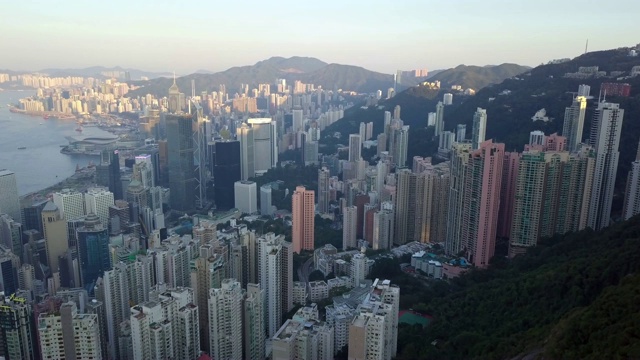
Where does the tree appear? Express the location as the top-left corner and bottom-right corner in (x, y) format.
(308, 270), (325, 282)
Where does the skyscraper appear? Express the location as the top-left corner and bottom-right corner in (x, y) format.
(99, 264), (130, 359)
(52, 189), (85, 222)
(0, 170), (21, 223)
(623, 139), (640, 220)
(168, 76), (181, 113)
(318, 167), (331, 214)
(446, 141), (504, 267)
(393, 105), (401, 120)
(343, 206), (357, 250)
(414, 162), (450, 243)
(391, 126), (409, 167)
(359, 122), (367, 142)
(37, 302), (101, 360)
(456, 124), (466, 143)
(394, 169), (416, 245)
(588, 102), (624, 230)
(292, 186), (315, 253)
(562, 96), (587, 152)
(509, 147), (595, 256)
(0, 214), (23, 260)
(434, 101), (445, 138)
(372, 204), (394, 250)
(0, 293), (37, 360)
(497, 152), (521, 238)
(96, 150), (122, 200)
(471, 107), (487, 150)
(244, 283), (265, 360)
(260, 184), (273, 216)
(349, 134), (362, 162)
(509, 150), (547, 256)
(134, 154), (156, 188)
(0, 249), (19, 297)
(258, 234), (291, 337)
(208, 279), (243, 360)
(130, 287), (199, 360)
(234, 181), (257, 214)
(236, 123), (255, 181)
(41, 202), (68, 276)
(167, 114), (197, 212)
(248, 118), (278, 174)
(348, 279), (400, 360)
(292, 107), (304, 132)
(214, 140), (241, 211)
(529, 130), (545, 146)
(84, 187), (114, 228)
(76, 213), (111, 289)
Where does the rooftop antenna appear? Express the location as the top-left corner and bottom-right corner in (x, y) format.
(173, 71), (176, 85)
(585, 39), (589, 54)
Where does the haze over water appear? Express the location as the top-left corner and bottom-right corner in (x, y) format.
(0, 90), (112, 195)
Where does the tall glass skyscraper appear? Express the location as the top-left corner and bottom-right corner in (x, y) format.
(0, 170), (21, 224)
(76, 213), (111, 291)
(214, 140), (241, 211)
(96, 150), (123, 200)
(167, 113), (197, 212)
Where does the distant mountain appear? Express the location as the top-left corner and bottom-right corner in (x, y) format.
(322, 45), (640, 193)
(256, 56), (328, 73)
(295, 63), (392, 91)
(36, 66), (173, 80)
(126, 57), (394, 97)
(427, 63), (531, 90)
(424, 69), (446, 79)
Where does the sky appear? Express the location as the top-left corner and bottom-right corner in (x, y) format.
(1, 0), (639, 75)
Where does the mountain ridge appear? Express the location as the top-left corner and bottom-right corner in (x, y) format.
(427, 63), (531, 90)
(126, 56), (393, 96)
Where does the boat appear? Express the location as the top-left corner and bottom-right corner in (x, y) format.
(17, 147), (26, 150)
(75, 126), (83, 132)
(43, 114), (49, 120)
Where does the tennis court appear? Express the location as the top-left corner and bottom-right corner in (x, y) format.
(398, 310), (432, 327)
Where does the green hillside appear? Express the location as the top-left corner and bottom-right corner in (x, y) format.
(395, 215), (640, 360)
(322, 46), (640, 177)
(428, 63), (531, 90)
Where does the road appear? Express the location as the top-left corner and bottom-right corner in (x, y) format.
(297, 257), (314, 292)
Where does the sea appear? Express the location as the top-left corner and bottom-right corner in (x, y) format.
(0, 89), (115, 195)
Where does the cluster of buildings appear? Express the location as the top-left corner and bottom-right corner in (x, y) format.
(316, 80), (634, 275)
(0, 193), (401, 360)
(0, 72), (409, 359)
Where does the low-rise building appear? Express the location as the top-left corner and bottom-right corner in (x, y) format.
(309, 280), (329, 302)
(272, 306), (334, 360)
(293, 281), (307, 305)
(327, 276), (351, 291)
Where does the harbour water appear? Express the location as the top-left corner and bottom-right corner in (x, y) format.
(0, 90), (115, 195)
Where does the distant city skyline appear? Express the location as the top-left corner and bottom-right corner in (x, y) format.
(1, 0), (639, 74)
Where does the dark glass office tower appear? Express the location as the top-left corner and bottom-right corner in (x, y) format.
(22, 199), (47, 233)
(76, 213), (111, 291)
(96, 150), (123, 200)
(167, 114), (197, 212)
(214, 140), (241, 211)
(0, 256), (17, 296)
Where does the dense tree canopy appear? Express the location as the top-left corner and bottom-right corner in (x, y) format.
(394, 215), (640, 359)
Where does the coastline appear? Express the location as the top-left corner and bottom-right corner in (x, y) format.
(9, 106), (77, 120)
(19, 166), (97, 207)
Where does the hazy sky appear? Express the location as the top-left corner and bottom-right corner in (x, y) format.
(1, 0), (639, 74)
